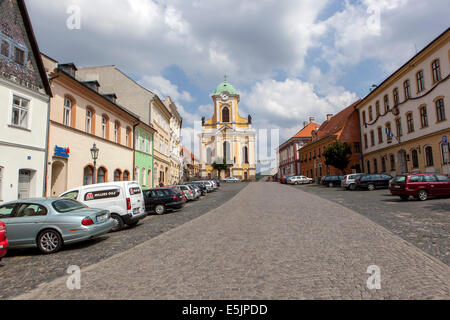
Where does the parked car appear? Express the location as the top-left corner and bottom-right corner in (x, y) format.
(143, 188), (185, 215)
(223, 177), (240, 183)
(212, 179), (221, 187)
(355, 174), (393, 191)
(279, 176), (292, 184)
(0, 221), (8, 261)
(175, 185), (196, 201)
(341, 174), (365, 191)
(287, 176), (313, 185)
(187, 184), (202, 199)
(210, 180), (218, 190)
(195, 181), (214, 193)
(390, 173), (450, 201)
(61, 181), (147, 232)
(322, 175), (345, 187)
(190, 182), (207, 195)
(0, 198), (114, 254)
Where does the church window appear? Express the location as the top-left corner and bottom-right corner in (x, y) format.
(222, 106), (230, 123)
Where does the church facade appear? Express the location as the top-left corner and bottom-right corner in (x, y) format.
(199, 80), (256, 181)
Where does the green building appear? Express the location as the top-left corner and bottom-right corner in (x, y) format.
(134, 122), (156, 189)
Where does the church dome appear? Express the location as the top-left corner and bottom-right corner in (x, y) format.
(214, 81), (238, 96)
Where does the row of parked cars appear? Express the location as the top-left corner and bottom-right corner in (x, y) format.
(0, 179), (222, 259)
(280, 172), (450, 201)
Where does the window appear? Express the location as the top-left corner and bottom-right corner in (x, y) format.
(386, 122), (392, 143)
(114, 122), (120, 143)
(406, 113), (414, 133)
(436, 98), (446, 122)
(373, 159), (378, 173)
(368, 106), (373, 121)
(16, 204), (48, 217)
(396, 118), (403, 137)
(436, 175), (450, 182)
(393, 88), (399, 105)
(364, 134), (368, 149)
(126, 128), (131, 147)
(0, 204), (16, 218)
(432, 59), (441, 83)
(442, 143), (450, 165)
(390, 154), (395, 171)
(370, 131), (375, 146)
(403, 80), (411, 99)
(64, 98), (72, 126)
(141, 168), (145, 185)
(1, 40), (9, 57)
(83, 166), (94, 185)
(14, 47), (25, 65)
(416, 71), (424, 92)
(377, 127), (383, 144)
(375, 101), (380, 117)
(381, 157), (386, 173)
(114, 170), (122, 182)
(384, 95), (390, 112)
(425, 146), (434, 167)
(86, 109), (92, 133)
(123, 171), (130, 181)
(367, 161), (371, 174)
(222, 106), (230, 123)
(11, 95), (30, 128)
(420, 106), (428, 128)
(362, 111), (366, 125)
(243, 146), (249, 164)
(411, 149), (419, 168)
(102, 116), (107, 139)
(97, 167), (106, 183)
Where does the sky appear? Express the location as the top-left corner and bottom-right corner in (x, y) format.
(26, 0), (449, 165)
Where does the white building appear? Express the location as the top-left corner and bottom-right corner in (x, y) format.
(164, 96), (183, 184)
(0, 0), (52, 203)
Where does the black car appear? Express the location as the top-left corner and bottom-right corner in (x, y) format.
(322, 175), (345, 187)
(189, 182), (207, 195)
(355, 174), (393, 191)
(143, 188), (185, 215)
(212, 179), (221, 187)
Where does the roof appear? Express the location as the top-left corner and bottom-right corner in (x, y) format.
(293, 122), (321, 138)
(17, 0), (52, 96)
(213, 80), (238, 95)
(180, 146), (199, 161)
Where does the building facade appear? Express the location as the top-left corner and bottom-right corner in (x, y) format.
(134, 122), (156, 188)
(0, 0), (52, 203)
(42, 56), (139, 196)
(181, 146), (200, 181)
(165, 96), (183, 185)
(278, 120), (319, 177)
(358, 29), (450, 176)
(299, 101), (362, 179)
(199, 80), (256, 180)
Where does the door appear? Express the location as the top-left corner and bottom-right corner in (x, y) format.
(434, 175), (450, 195)
(244, 172), (248, 181)
(51, 161), (67, 196)
(423, 175), (438, 195)
(18, 170), (31, 200)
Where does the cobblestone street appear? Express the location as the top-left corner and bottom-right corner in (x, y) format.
(15, 183), (450, 300)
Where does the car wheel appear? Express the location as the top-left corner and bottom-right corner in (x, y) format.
(328, 182), (334, 187)
(155, 205), (166, 215)
(417, 190), (428, 201)
(111, 214), (124, 232)
(295, 182), (299, 185)
(400, 195), (409, 201)
(127, 220), (139, 227)
(349, 184), (356, 191)
(37, 230), (63, 254)
(368, 184), (375, 191)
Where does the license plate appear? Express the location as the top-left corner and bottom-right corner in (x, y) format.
(96, 214), (107, 223)
(133, 208), (140, 215)
(395, 185), (400, 189)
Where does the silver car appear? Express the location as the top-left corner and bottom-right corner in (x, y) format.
(0, 198), (114, 254)
(341, 174), (364, 190)
(175, 185), (196, 201)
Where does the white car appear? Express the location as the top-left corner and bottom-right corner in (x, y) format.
(175, 185), (196, 201)
(287, 176), (313, 185)
(223, 177), (240, 183)
(60, 181), (147, 232)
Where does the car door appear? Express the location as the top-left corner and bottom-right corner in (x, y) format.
(423, 175), (438, 196)
(0, 203), (18, 244)
(4, 203), (49, 246)
(433, 175), (450, 195)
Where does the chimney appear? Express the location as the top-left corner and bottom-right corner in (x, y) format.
(327, 114), (333, 121)
(309, 117), (315, 123)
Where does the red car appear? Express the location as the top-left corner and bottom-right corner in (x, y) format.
(390, 173), (450, 201)
(0, 221), (8, 261)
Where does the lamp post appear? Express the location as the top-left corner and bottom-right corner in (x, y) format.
(90, 143), (99, 184)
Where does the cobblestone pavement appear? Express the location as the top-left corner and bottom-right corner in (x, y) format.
(290, 183), (450, 266)
(0, 183), (248, 299)
(15, 183), (450, 300)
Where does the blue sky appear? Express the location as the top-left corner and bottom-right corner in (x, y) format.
(26, 0), (449, 151)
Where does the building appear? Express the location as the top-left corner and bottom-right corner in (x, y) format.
(199, 79), (256, 180)
(181, 145), (200, 181)
(357, 29), (449, 175)
(277, 119), (319, 177)
(165, 96), (183, 185)
(299, 101), (362, 179)
(0, 0), (52, 203)
(41, 56), (139, 196)
(77, 66), (172, 186)
(134, 121), (156, 188)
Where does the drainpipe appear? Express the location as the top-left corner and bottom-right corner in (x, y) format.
(42, 95), (51, 197)
(133, 123), (138, 182)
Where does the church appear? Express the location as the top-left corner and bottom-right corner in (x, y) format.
(199, 79), (256, 181)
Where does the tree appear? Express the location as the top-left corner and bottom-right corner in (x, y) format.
(323, 141), (353, 175)
(211, 157), (229, 179)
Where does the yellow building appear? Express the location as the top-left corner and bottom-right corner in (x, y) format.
(199, 80), (256, 180)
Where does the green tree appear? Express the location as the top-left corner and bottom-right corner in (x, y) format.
(323, 141), (353, 175)
(211, 157), (229, 179)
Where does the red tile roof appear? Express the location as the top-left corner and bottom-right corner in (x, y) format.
(316, 100), (361, 140)
(293, 122), (321, 138)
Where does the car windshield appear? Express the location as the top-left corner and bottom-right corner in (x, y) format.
(52, 199), (87, 213)
(393, 176), (406, 183)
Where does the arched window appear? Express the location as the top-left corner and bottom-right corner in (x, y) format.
(368, 106), (373, 121)
(64, 97), (72, 126)
(223, 141), (231, 162)
(222, 106), (230, 123)
(126, 127), (131, 147)
(86, 109), (92, 133)
(243, 146), (249, 164)
(390, 154), (395, 171)
(393, 88), (399, 105)
(373, 158), (378, 173)
(384, 95), (390, 112)
(406, 113), (414, 133)
(403, 80), (411, 99)
(141, 168), (146, 186)
(436, 98), (446, 122)
(425, 146), (434, 167)
(431, 59), (441, 83)
(114, 169), (122, 181)
(375, 101), (380, 116)
(123, 170), (130, 181)
(419, 106), (428, 128)
(416, 71), (424, 92)
(114, 121), (121, 143)
(83, 165), (94, 185)
(97, 167), (107, 183)
(411, 150), (419, 168)
(366, 161), (371, 174)
(381, 157), (386, 173)
(102, 115), (109, 139)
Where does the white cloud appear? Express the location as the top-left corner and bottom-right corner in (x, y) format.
(140, 76), (193, 102)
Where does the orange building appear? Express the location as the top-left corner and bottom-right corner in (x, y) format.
(298, 100), (362, 180)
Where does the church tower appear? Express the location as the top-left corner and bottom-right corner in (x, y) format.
(199, 79), (256, 180)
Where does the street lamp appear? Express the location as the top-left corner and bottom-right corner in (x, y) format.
(90, 143), (99, 184)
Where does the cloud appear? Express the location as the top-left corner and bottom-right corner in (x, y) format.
(141, 76), (193, 102)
